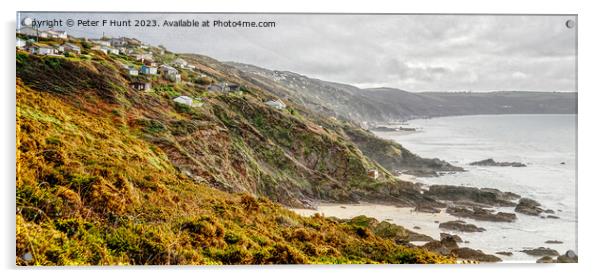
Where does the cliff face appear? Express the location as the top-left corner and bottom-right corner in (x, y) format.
(342, 126), (463, 177)
(16, 45), (453, 264)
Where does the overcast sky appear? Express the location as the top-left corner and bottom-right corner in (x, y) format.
(18, 13), (577, 92)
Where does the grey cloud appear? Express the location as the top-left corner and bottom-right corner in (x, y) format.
(18, 13), (576, 92)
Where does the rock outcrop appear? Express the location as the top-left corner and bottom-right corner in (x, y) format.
(440, 233), (463, 243)
(536, 256), (555, 263)
(446, 206), (517, 222)
(439, 220), (486, 232)
(469, 158), (526, 167)
(425, 185), (520, 207)
(451, 248), (502, 262)
(341, 215), (434, 244)
(515, 198), (544, 216)
(535, 250), (578, 263)
(521, 247), (560, 256)
(556, 250), (578, 263)
(422, 240), (453, 256)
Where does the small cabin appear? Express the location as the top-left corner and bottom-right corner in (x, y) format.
(226, 84), (240, 92)
(133, 53), (153, 62)
(110, 37), (128, 47)
(265, 99), (287, 110)
(208, 83), (225, 92)
(29, 45), (56, 56)
(173, 95), (193, 106)
(159, 65), (179, 76)
(173, 58), (188, 68)
(127, 66), (139, 76)
(62, 43), (81, 54)
(130, 82), (151, 92)
(367, 169), (379, 179)
(46, 30), (68, 39)
(208, 82), (240, 93)
(16, 38), (26, 49)
(141, 65), (157, 75)
(91, 40), (111, 47)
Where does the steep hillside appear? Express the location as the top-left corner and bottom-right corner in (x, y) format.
(175, 56), (463, 177)
(228, 62), (577, 124)
(16, 49), (454, 265)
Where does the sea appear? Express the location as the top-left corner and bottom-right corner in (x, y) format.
(295, 114), (577, 263)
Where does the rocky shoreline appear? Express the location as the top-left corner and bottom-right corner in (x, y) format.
(294, 176), (574, 263)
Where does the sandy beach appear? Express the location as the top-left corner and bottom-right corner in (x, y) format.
(291, 203), (456, 241)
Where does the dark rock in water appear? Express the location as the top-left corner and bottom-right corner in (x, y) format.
(521, 247), (559, 256)
(451, 248), (502, 262)
(515, 198), (544, 216)
(469, 158), (526, 167)
(544, 209), (555, 214)
(439, 220), (486, 232)
(441, 233), (463, 243)
(556, 250), (578, 263)
(446, 206), (517, 222)
(434, 220), (439, 223)
(560, 162), (566, 165)
(546, 215), (560, 219)
(516, 198), (540, 208)
(536, 256), (556, 263)
(545, 240), (563, 244)
(495, 251), (513, 256)
(413, 226), (421, 230)
(424, 185), (520, 207)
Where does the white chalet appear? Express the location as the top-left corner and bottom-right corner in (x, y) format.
(173, 58), (188, 68)
(91, 40), (111, 47)
(159, 65), (178, 75)
(159, 65), (181, 83)
(173, 96), (203, 107)
(29, 45), (57, 56)
(17, 27), (39, 37)
(127, 66), (139, 76)
(16, 38), (26, 49)
(265, 99), (286, 110)
(92, 45), (119, 55)
(62, 43), (81, 54)
(133, 53), (153, 62)
(46, 30), (68, 39)
(17, 27), (67, 39)
(173, 96), (193, 106)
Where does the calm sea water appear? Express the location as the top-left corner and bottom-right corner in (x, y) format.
(373, 114), (577, 262)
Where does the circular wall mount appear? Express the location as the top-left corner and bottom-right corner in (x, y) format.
(565, 19), (575, 29)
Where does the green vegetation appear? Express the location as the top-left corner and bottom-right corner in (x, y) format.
(16, 41), (454, 265)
